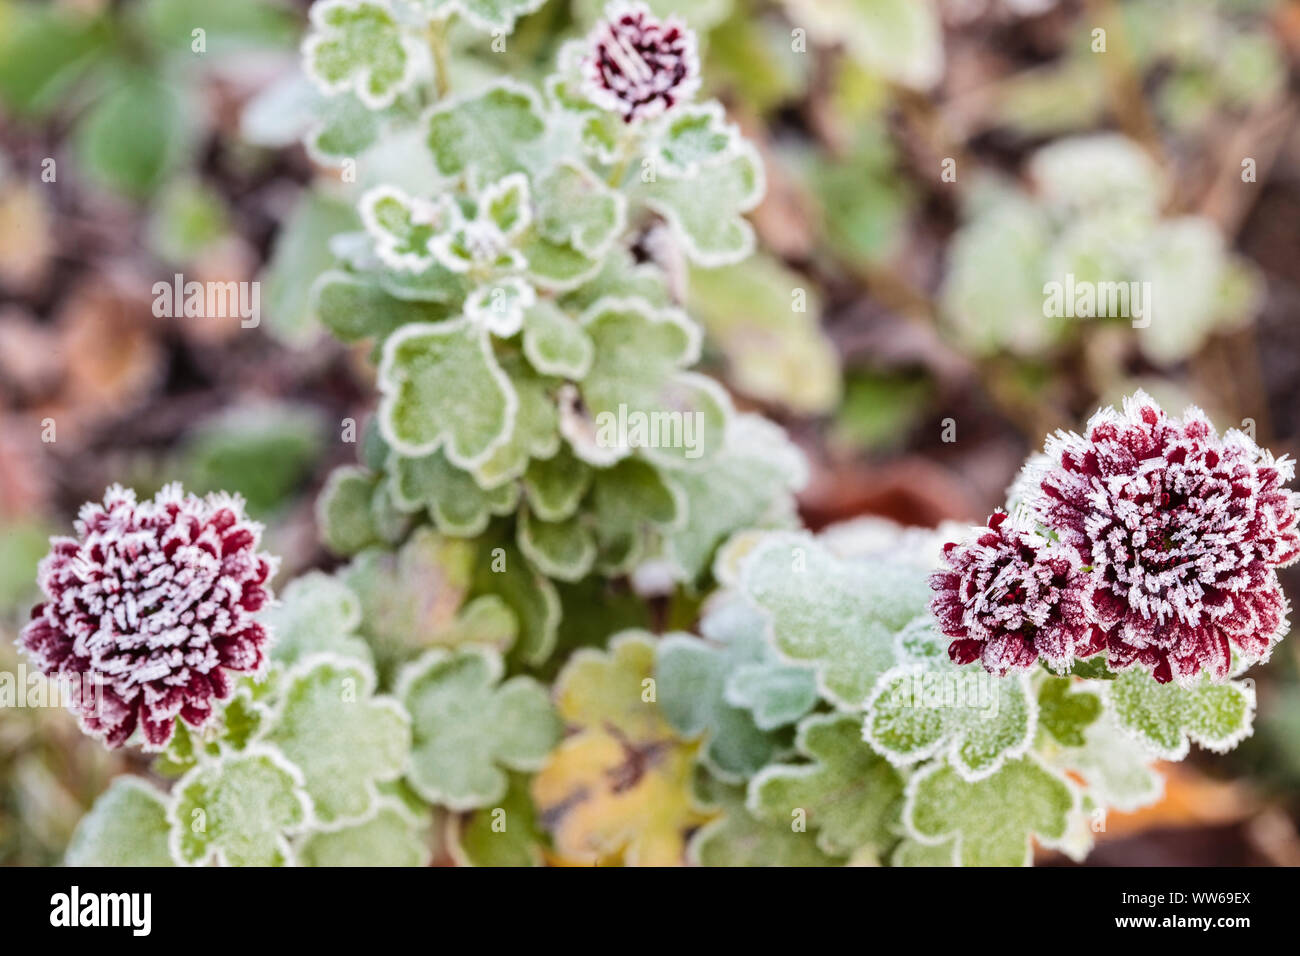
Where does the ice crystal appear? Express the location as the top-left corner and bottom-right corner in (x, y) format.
(20, 484), (276, 749)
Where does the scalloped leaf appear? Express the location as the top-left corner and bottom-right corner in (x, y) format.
(1105, 666), (1256, 760)
(865, 655), (1036, 781)
(169, 747), (312, 867)
(534, 161), (626, 256)
(749, 713), (904, 857)
(588, 458), (680, 573)
(390, 448), (521, 535)
(317, 465), (383, 556)
(266, 571), (374, 668)
(473, 353), (561, 487)
(522, 301), (594, 380)
(360, 186), (455, 272)
(662, 415), (807, 581)
(65, 777), (176, 866)
(426, 81), (546, 188)
(472, 535), (561, 666)
(298, 801), (431, 866)
(303, 0), (421, 110)
(518, 508), (596, 582)
(705, 597), (817, 732)
(448, 771), (545, 866)
(574, 297), (728, 468)
(522, 446), (592, 521)
(903, 757), (1074, 867)
(688, 768), (843, 867)
(398, 645), (561, 810)
(632, 143), (764, 267)
(312, 271), (456, 346)
(465, 276), (536, 338)
(377, 319), (517, 466)
(264, 655), (411, 828)
(738, 533), (933, 707)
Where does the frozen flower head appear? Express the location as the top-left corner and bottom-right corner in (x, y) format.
(930, 510), (1103, 676)
(581, 1), (700, 123)
(1035, 392), (1299, 684)
(19, 484), (277, 749)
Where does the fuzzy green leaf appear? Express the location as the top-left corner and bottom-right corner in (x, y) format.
(1105, 666), (1256, 760)
(689, 769), (843, 867)
(398, 645), (561, 810)
(738, 533), (933, 707)
(749, 713), (905, 857)
(377, 319), (517, 466)
(448, 771), (545, 866)
(533, 160), (627, 256)
(390, 449), (521, 536)
(65, 777), (176, 867)
(267, 571), (374, 668)
(303, 0), (421, 110)
(265, 655), (411, 828)
(425, 81), (546, 188)
(169, 747), (311, 866)
(522, 301), (594, 380)
(298, 801), (431, 866)
(903, 757), (1074, 867)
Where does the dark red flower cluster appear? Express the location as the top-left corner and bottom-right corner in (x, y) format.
(19, 484), (276, 749)
(932, 393), (1299, 684)
(581, 1), (700, 123)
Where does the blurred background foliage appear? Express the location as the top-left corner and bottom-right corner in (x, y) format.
(3, 0), (1300, 864)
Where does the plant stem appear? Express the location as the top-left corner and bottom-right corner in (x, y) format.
(428, 18), (452, 99)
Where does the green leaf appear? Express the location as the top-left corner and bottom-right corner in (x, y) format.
(662, 415), (807, 581)
(587, 458), (680, 573)
(311, 271), (450, 346)
(316, 465), (383, 556)
(303, 0), (421, 110)
(632, 143), (764, 267)
(425, 80), (546, 188)
(169, 747), (311, 866)
(0, 4), (108, 118)
(1105, 665), (1256, 760)
(560, 247), (672, 312)
(466, 276), (536, 338)
(472, 535), (561, 667)
(377, 319), (517, 467)
(448, 771), (545, 866)
(706, 597), (817, 732)
(298, 800), (431, 866)
(522, 300), (594, 380)
(517, 508), (596, 582)
(689, 768), (843, 867)
(74, 72), (191, 198)
(398, 645), (561, 810)
(265, 655), (411, 827)
(308, 91), (382, 162)
(749, 713), (905, 857)
(573, 297), (730, 468)
(1037, 676), (1103, 748)
(360, 185), (456, 272)
(390, 449), (520, 536)
(903, 757), (1074, 867)
(472, 351), (560, 486)
(738, 532), (933, 707)
(522, 446), (592, 521)
(533, 160), (626, 257)
(267, 572), (374, 668)
(655, 623), (789, 781)
(65, 777), (176, 866)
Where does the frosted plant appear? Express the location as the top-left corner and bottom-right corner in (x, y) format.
(20, 484), (275, 750)
(44, 1), (1297, 869)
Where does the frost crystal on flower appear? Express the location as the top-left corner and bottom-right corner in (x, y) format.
(1034, 392), (1299, 684)
(930, 510), (1103, 676)
(581, 1), (700, 123)
(19, 484), (277, 749)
